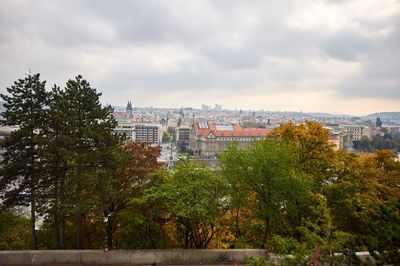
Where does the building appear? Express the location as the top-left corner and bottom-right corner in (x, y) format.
(126, 101), (133, 116)
(176, 126), (191, 152)
(376, 117), (382, 128)
(342, 125), (371, 141)
(115, 120), (163, 144)
(328, 131), (352, 151)
(135, 123), (163, 143)
(115, 120), (135, 141)
(189, 121), (270, 158)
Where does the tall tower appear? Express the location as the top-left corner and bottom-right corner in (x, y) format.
(126, 101), (133, 117)
(375, 116), (382, 128)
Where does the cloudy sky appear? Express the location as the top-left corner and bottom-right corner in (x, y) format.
(1, 0), (399, 115)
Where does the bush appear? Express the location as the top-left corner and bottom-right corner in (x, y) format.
(246, 256), (276, 266)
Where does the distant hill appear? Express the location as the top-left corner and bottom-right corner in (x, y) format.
(306, 112), (354, 118)
(363, 112), (400, 120)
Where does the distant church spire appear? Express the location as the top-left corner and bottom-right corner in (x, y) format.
(376, 116), (382, 128)
(126, 100), (133, 116)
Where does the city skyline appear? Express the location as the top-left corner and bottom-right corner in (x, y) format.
(1, 0), (399, 116)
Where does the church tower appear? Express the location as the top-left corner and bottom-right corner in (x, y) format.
(126, 101), (133, 116)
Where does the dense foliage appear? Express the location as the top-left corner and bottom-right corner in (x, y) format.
(353, 129), (400, 153)
(1, 74), (399, 264)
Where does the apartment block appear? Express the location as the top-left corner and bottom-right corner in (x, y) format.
(115, 120), (163, 144)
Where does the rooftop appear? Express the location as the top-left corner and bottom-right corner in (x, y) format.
(194, 121), (270, 138)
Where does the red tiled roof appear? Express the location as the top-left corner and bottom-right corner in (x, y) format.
(328, 135), (340, 140)
(194, 121), (270, 138)
(113, 112), (128, 116)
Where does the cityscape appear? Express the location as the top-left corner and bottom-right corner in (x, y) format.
(3, 100), (400, 166)
(1, 0), (400, 265)
(112, 101), (400, 163)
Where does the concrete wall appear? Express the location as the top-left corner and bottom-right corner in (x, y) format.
(0, 249), (268, 266)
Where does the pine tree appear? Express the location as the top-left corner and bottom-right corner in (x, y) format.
(0, 73), (49, 249)
(50, 75), (120, 249)
(42, 85), (69, 249)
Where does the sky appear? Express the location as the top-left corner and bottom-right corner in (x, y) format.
(0, 0), (399, 116)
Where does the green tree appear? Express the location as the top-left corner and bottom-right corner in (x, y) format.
(46, 75), (120, 249)
(95, 141), (162, 250)
(41, 85), (70, 249)
(326, 149), (400, 263)
(352, 136), (372, 152)
(0, 73), (49, 249)
(269, 121), (335, 190)
(219, 140), (312, 247)
(144, 161), (227, 248)
(297, 193), (354, 265)
(0, 210), (31, 250)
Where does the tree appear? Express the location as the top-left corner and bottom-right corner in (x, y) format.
(268, 121), (335, 190)
(40, 85), (70, 249)
(144, 161), (227, 248)
(352, 136), (372, 152)
(325, 149), (400, 263)
(0, 73), (49, 249)
(296, 193), (354, 265)
(0, 210), (31, 250)
(356, 150), (400, 264)
(95, 141), (162, 250)
(46, 75), (120, 249)
(219, 139), (312, 247)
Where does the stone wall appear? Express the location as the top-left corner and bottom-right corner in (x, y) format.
(0, 249), (268, 266)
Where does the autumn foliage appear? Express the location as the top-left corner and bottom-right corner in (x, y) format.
(1, 74), (399, 264)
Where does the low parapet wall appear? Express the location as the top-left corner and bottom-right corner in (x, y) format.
(0, 249), (268, 266)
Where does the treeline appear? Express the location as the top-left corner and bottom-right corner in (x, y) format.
(1, 74), (400, 264)
(353, 129), (400, 153)
(0, 74), (158, 250)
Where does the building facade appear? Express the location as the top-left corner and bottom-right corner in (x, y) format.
(115, 121), (163, 144)
(189, 121), (270, 158)
(328, 131), (352, 150)
(135, 124), (163, 143)
(176, 126), (191, 152)
(342, 125), (371, 141)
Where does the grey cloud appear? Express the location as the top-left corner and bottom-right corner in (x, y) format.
(0, 0), (399, 112)
(324, 30), (369, 61)
(335, 18), (400, 98)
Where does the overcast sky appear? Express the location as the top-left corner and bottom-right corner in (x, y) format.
(1, 0), (399, 115)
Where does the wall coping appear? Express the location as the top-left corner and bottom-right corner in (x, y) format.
(0, 249), (268, 265)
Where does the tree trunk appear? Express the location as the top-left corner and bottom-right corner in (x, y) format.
(58, 214), (65, 249)
(58, 176), (66, 249)
(75, 212), (83, 249)
(262, 217), (270, 247)
(106, 216), (113, 250)
(30, 191), (37, 250)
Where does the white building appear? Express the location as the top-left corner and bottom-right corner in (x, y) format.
(115, 120), (163, 144)
(342, 125), (371, 141)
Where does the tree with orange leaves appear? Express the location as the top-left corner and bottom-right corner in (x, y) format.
(95, 141), (162, 249)
(269, 121), (335, 191)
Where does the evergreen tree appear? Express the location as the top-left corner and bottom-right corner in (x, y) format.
(42, 85), (69, 249)
(0, 73), (49, 249)
(49, 75), (119, 249)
